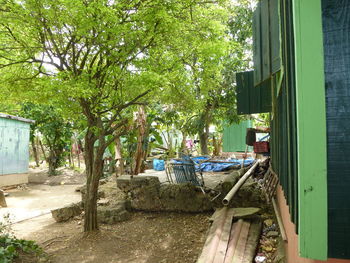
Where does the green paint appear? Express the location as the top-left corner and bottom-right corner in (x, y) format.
(292, 0), (328, 260)
(222, 120), (251, 152)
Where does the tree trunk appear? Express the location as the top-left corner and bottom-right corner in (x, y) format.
(39, 140), (47, 162)
(198, 107), (211, 155)
(83, 132), (105, 232)
(71, 144), (75, 168)
(180, 131), (187, 155)
(48, 150), (56, 175)
(31, 136), (39, 167)
(134, 106), (146, 175)
(77, 150), (81, 168)
(68, 152), (72, 167)
(115, 136), (124, 177)
(199, 131), (209, 155)
(213, 134), (222, 156)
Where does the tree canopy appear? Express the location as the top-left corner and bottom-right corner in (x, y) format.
(0, 0), (254, 231)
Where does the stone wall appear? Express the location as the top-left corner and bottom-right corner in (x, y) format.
(117, 175), (214, 212)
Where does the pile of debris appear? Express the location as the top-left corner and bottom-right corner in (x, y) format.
(197, 158), (286, 263)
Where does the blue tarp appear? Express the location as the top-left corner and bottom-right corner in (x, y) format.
(173, 156), (255, 172)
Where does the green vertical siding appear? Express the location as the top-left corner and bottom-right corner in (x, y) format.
(270, 0), (299, 231)
(0, 118), (31, 175)
(236, 71), (272, 115)
(293, 0), (328, 260)
(222, 120), (252, 152)
(253, 0), (281, 86)
(322, 0), (350, 258)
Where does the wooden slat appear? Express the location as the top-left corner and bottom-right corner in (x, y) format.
(242, 220), (263, 263)
(197, 208), (228, 263)
(230, 221), (251, 263)
(223, 220), (243, 263)
(213, 209), (235, 263)
(209, 208), (225, 223)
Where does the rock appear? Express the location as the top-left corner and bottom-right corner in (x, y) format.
(51, 202), (82, 222)
(75, 185), (84, 192)
(97, 202), (131, 224)
(99, 179), (108, 185)
(0, 190), (7, 207)
(272, 237), (287, 263)
(232, 207), (261, 219)
(80, 186), (106, 202)
(266, 231), (279, 238)
(117, 176), (213, 212)
(211, 172), (266, 209)
(117, 175), (160, 193)
(158, 183), (213, 212)
(264, 219), (273, 227)
(97, 198), (110, 206)
(218, 171), (240, 193)
(117, 176), (162, 211)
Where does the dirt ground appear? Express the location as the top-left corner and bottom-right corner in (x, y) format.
(14, 211), (210, 263)
(4, 171), (213, 263)
(0, 184), (82, 224)
(28, 166), (86, 186)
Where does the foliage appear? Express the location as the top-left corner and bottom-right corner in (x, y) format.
(0, 215), (44, 263)
(0, 236), (43, 263)
(0, 0), (235, 230)
(21, 103), (73, 174)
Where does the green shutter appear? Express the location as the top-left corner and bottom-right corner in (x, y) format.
(236, 71), (271, 115)
(261, 0), (271, 81)
(252, 0), (281, 85)
(269, 0), (281, 74)
(253, 3), (262, 85)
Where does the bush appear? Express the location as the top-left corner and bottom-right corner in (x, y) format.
(0, 236), (42, 263)
(0, 214), (45, 262)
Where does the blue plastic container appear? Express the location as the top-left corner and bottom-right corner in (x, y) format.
(153, 159), (165, 171)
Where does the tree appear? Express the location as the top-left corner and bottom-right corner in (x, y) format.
(179, 0), (255, 155)
(0, 0), (230, 231)
(21, 103), (73, 175)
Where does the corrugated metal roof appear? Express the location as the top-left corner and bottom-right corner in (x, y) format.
(0, 113), (35, 124)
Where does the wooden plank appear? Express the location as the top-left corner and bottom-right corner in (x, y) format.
(242, 220), (263, 263)
(224, 220), (243, 263)
(209, 207), (225, 223)
(213, 209), (235, 263)
(231, 221), (251, 263)
(197, 207), (228, 263)
(293, 0), (328, 259)
(272, 197), (287, 241)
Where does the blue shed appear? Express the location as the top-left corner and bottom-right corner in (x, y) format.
(0, 113), (34, 187)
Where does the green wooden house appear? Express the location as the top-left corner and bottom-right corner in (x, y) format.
(236, 0), (350, 262)
(0, 113), (34, 187)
